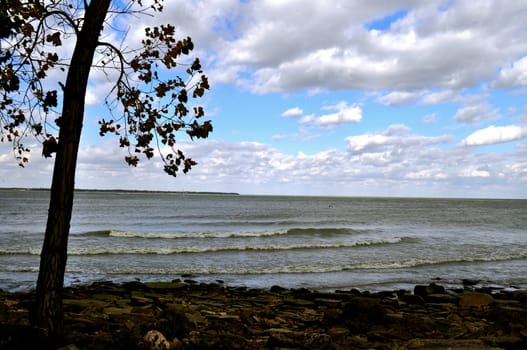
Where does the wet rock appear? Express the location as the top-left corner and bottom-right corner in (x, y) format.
(459, 292), (494, 310)
(57, 345), (79, 350)
(490, 304), (527, 326)
(144, 281), (186, 290)
(0, 325), (48, 350)
(399, 293), (426, 305)
(266, 328), (333, 350)
(414, 283), (446, 298)
(462, 278), (481, 286)
(425, 293), (458, 304)
(343, 297), (386, 332)
(407, 338), (495, 349)
(511, 290), (527, 302)
(482, 335), (526, 349)
(1, 281), (526, 349)
(103, 306), (133, 315)
(270, 285), (287, 293)
(130, 294), (155, 306)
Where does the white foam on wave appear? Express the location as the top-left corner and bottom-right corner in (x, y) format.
(62, 237), (405, 255)
(107, 229), (289, 239)
(104, 227), (367, 240)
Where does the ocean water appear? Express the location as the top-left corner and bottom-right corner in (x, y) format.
(1, 189), (526, 292)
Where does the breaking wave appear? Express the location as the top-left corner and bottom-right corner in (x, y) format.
(82, 227), (370, 240)
(0, 237), (405, 256)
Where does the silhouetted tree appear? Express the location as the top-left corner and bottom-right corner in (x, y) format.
(0, 0), (211, 342)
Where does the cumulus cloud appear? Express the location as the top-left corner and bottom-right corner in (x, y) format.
(377, 91), (422, 106)
(3, 1), (527, 198)
(283, 101), (362, 128)
(281, 107), (303, 118)
(453, 103), (500, 124)
(420, 90), (457, 105)
(461, 125), (527, 146)
(69, 1), (527, 98)
(188, 1), (527, 93)
(2, 135), (526, 197)
(314, 102), (362, 127)
(346, 124), (453, 155)
(494, 56), (527, 88)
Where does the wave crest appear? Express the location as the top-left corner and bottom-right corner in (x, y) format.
(0, 237), (405, 256)
(83, 227), (368, 240)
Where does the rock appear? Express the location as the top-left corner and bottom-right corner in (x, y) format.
(57, 345), (79, 350)
(323, 307), (344, 325)
(399, 293), (425, 305)
(158, 303), (195, 337)
(283, 294), (315, 307)
(414, 283), (446, 297)
(143, 330), (172, 350)
(343, 297), (386, 331)
(462, 278), (481, 286)
(425, 293), (458, 304)
(1, 281), (527, 349)
(266, 328), (334, 350)
(130, 294), (155, 306)
(144, 281), (186, 290)
(490, 304), (527, 324)
(270, 285), (287, 293)
(407, 338), (496, 349)
(103, 306), (133, 315)
(482, 335), (526, 349)
(0, 325), (48, 350)
(511, 290), (527, 302)
(459, 292), (494, 310)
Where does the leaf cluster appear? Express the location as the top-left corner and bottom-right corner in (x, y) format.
(99, 23), (212, 176)
(1, 0), (212, 177)
(0, 0), (72, 165)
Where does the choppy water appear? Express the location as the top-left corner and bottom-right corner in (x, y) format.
(1, 189), (526, 292)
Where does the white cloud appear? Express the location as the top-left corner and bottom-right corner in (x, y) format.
(89, 1), (527, 97)
(421, 90), (456, 105)
(315, 102), (362, 127)
(346, 124), (452, 155)
(422, 113), (438, 124)
(453, 103), (500, 124)
(494, 56), (527, 88)
(377, 91), (422, 106)
(461, 125), (527, 146)
(299, 114), (316, 125)
(2, 135), (527, 197)
(195, 1), (527, 93)
(3, 1), (527, 199)
(281, 107), (303, 118)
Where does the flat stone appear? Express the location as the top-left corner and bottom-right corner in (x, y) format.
(103, 306), (133, 315)
(425, 293), (458, 304)
(144, 281), (186, 290)
(459, 292), (494, 310)
(407, 338), (496, 349)
(130, 295), (154, 306)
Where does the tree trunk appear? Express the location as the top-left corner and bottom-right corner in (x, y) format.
(34, 0), (111, 341)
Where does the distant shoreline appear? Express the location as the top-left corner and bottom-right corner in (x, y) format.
(2, 187), (527, 200)
(0, 187), (240, 196)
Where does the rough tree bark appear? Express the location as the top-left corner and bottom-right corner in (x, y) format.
(34, 0), (111, 340)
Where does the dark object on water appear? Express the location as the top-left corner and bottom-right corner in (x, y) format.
(462, 279), (481, 286)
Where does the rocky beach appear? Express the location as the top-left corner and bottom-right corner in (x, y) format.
(1, 280), (526, 349)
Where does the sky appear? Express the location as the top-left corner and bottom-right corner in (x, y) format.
(2, 0), (527, 198)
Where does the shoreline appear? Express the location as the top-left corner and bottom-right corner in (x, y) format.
(1, 280), (527, 349)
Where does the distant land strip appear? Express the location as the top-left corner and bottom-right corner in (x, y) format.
(0, 187), (240, 196)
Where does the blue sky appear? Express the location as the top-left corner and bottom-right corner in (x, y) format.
(2, 0), (527, 198)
